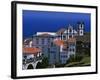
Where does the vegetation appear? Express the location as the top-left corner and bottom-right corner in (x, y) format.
(65, 55), (90, 67)
(66, 39), (91, 67)
(36, 57), (49, 69)
(67, 55), (83, 63)
(76, 41), (90, 56)
(55, 63), (65, 67)
(80, 56), (91, 66)
(65, 31), (90, 67)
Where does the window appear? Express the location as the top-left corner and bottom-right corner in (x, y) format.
(73, 49), (75, 52)
(42, 38), (44, 44)
(51, 42), (53, 46)
(50, 51), (55, 53)
(63, 56), (64, 58)
(63, 35), (66, 40)
(69, 48), (72, 51)
(69, 29), (72, 32)
(70, 44), (75, 47)
(69, 48), (75, 52)
(24, 55), (27, 59)
(47, 38), (50, 43)
(57, 35), (61, 39)
(48, 48), (50, 53)
(66, 32), (68, 35)
(63, 47), (67, 51)
(36, 38), (39, 44)
(81, 31), (83, 34)
(61, 55), (63, 58)
(69, 35), (72, 38)
(61, 55), (66, 58)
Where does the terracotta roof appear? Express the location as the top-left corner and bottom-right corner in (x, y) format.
(23, 47), (41, 54)
(53, 39), (65, 46)
(53, 39), (68, 53)
(67, 38), (76, 43)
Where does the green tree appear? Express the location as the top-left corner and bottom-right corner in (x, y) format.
(36, 57), (49, 69)
(76, 41), (90, 57)
(67, 54), (83, 64)
(76, 41), (83, 54)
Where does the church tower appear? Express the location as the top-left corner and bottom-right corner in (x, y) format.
(67, 24), (74, 39)
(77, 22), (84, 36)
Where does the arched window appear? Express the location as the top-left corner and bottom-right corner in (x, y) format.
(69, 29), (72, 33)
(27, 64), (33, 69)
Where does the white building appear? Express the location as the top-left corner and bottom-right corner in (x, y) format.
(23, 47), (42, 69)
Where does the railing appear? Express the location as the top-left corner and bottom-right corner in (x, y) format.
(23, 56), (42, 64)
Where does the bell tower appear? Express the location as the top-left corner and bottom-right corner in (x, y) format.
(77, 22), (84, 36)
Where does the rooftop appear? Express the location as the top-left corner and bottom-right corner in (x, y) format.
(53, 39), (67, 47)
(36, 32), (56, 36)
(23, 47), (41, 54)
(33, 32), (55, 37)
(56, 28), (66, 35)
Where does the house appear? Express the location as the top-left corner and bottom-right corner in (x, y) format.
(53, 37), (76, 64)
(22, 47), (42, 69)
(32, 32), (60, 65)
(53, 39), (68, 64)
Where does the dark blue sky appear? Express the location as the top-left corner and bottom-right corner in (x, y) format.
(23, 10), (91, 38)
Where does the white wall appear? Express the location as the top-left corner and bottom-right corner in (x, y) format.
(0, 0), (99, 80)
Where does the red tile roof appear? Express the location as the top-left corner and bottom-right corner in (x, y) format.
(53, 39), (65, 46)
(23, 47), (41, 54)
(53, 38), (76, 47)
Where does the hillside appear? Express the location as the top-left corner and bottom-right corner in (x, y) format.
(76, 32), (90, 43)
